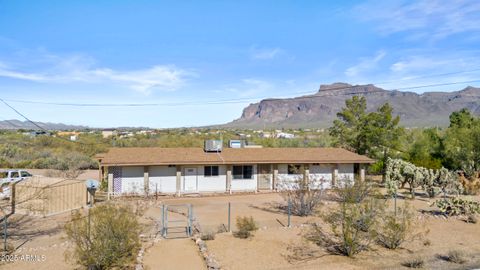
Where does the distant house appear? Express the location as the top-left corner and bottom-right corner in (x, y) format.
(259, 132), (272, 138)
(101, 129), (117, 138)
(57, 131), (80, 141)
(97, 145), (373, 196)
(276, 132), (295, 139)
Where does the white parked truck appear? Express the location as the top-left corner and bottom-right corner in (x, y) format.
(0, 169), (33, 199)
(0, 169), (33, 185)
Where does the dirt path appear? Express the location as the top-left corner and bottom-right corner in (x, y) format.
(143, 238), (206, 270)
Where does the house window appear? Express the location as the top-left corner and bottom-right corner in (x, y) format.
(288, 164), (302, 174)
(204, 166), (219, 177)
(233, 165), (253, 179)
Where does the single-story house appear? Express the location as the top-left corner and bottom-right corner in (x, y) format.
(97, 146), (374, 196)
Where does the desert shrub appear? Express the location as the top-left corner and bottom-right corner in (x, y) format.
(307, 196), (384, 257)
(466, 214), (478, 224)
(216, 224), (228, 233)
(64, 203), (141, 270)
(200, 231), (216, 241)
(443, 250), (467, 264)
(402, 257), (425, 268)
(434, 197), (480, 216)
(333, 178), (373, 203)
(278, 172), (325, 216)
(376, 203), (416, 249)
(459, 174), (480, 195)
(234, 216), (258, 239)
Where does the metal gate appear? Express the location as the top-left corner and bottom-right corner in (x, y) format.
(160, 204), (193, 238)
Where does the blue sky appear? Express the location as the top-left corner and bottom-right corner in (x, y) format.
(0, 0), (479, 128)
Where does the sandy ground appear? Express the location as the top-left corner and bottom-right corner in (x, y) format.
(0, 212), (75, 270)
(1, 188), (480, 269)
(143, 238), (206, 270)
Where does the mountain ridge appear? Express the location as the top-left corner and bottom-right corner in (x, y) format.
(225, 83), (480, 128)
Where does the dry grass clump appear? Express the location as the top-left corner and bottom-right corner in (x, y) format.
(200, 231), (216, 241)
(459, 173), (480, 195)
(402, 257), (425, 268)
(234, 216), (258, 239)
(444, 250), (467, 264)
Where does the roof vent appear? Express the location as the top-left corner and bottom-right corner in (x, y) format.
(204, 140), (223, 152)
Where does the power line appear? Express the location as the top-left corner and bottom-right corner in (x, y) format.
(0, 98), (103, 146)
(2, 79), (479, 107)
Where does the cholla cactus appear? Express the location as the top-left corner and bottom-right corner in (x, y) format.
(385, 158), (461, 199)
(436, 167), (463, 196)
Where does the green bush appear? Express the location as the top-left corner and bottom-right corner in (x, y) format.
(307, 197), (384, 257)
(234, 216), (258, 239)
(376, 203), (416, 249)
(434, 197), (480, 216)
(64, 203), (141, 269)
(333, 178), (374, 204)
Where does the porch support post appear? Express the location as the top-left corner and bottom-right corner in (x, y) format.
(273, 165), (278, 191)
(360, 164), (365, 182)
(144, 166), (149, 196)
(332, 164), (339, 187)
(304, 164), (310, 188)
(98, 165), (103, 185)
(107, 170), (113, 200)
(176, 166), (182, 196)
(226, 165), (232, 194)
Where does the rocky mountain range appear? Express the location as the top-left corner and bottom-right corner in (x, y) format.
(0, 119), (88, 130)
(225, 83), (480, 128)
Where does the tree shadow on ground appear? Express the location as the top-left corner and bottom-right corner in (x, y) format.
(248, 202), (287, 215)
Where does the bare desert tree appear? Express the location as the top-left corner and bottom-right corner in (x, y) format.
(277, 169), (326, 216)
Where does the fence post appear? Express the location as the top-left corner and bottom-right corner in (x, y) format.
(188, 204), (192, 237)
(287, 199), (291, 228)
(161, 204), (166, 237)
(228, 202), (231, 232)
(394, 192), (397, 217)
(87, 207), (91, 242)
(3, 215), (7, 251)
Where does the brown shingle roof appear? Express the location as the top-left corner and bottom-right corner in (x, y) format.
(99, 147), (374, 166)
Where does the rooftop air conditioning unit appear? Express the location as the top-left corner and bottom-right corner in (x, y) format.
(204, 140), (223, 152)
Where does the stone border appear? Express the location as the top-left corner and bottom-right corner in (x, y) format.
(192, 234), (221, 270)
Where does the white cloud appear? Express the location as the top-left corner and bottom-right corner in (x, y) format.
(345, 50), (386, 77)
(0, 52), (191, 94)
(354, 0), (480, 39)
(250, 47), (284, 60)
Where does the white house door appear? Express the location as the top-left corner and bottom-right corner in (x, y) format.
(183, 168), (198, 192)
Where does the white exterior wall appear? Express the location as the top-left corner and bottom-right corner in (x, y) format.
(121, 166), (145, 194)
(337, 163), (354, 186)
(231, 164), (257, 191)
(309, 164), (333, 189)
(276, 164), (301, 189)
(149, 166), (177, 193)
(196, 165), (227, 192)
